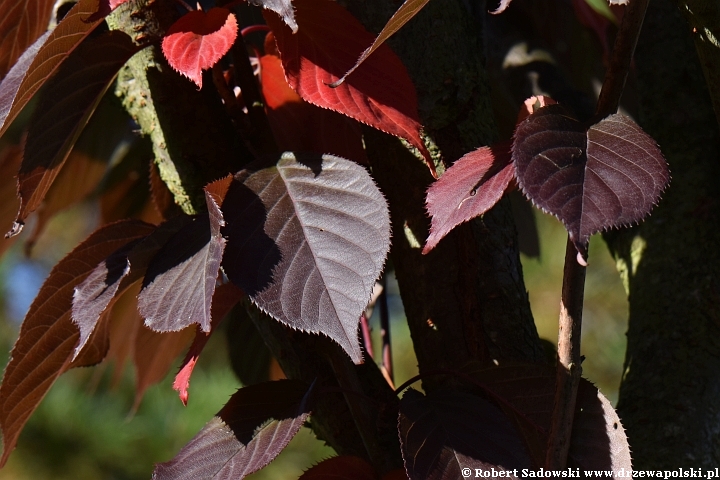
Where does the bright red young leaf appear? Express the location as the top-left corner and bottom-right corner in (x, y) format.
(173, 282), (244, 405)
(329, 0), (431, 87)
(0, 0), (54, 79)
(154, 380), (314, 479)
(161, 8), (238, 89)
(11, 31), (140, 237)
(264, 0), (434, 175)
(0, 0), (115, 140)
(424, 141), (514, 254)
(299, 456), (378, 479)
(260, 50), (368, 164)
(0, 219), (155, 467)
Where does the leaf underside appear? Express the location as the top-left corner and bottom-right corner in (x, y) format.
(512, 104), (669, 254)
(220, 153), (390, 364)
(399, 388), (531, 479)
(154, 380), (313, 479)
(424, 141), (514, 253)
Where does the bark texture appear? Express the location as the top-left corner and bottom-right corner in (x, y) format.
(606, 0), (720, 467)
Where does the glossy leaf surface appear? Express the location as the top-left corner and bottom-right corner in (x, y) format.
(399, 389), (530, 479)
(424, 141), (514, 253)
(0, 219), (154, 466)
(0, 0), (111, 139)
(154, 380), (313, 479)
(0, 0), (54, 78)
(138, 180), (229, 332)
(161, 8), (238, 89)
(220, 153), (390, 363)
(11, 31), (139, 235)
(512, 105), (669, 254)
(265, 0), (433, 174)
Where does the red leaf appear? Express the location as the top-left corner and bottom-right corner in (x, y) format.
(264, 0), (434, 176)
(0, 0), (55, 79)
(424, 141), (514, 254)
(0, 219), (155, 467)
(260, 50), (368, 164)
(299, 456), (378, 480)
(173, 282), (244, 405)
(0, 0), (115, 140)
(161, 8), (238, 89)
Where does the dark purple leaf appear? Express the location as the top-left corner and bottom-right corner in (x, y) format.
(249, 0), (297, 33)
(399, 389), (530, 480)
(10, 31), (140, 236)
(424, 141), (514, 254)
(138, 209), (226, 332)
(299, 456), (378, 479)
(512, 104), (669, 255)
(0, 32), (50, 127)
(0, 0), (55, 79)
(153, 380), (314, 479)
(72, 215), (195, 358)
(463, 363), (632, 473)
(220, 153), (390, 364)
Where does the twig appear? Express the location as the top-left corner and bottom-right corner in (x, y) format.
(379, 275), (393, 384)
(545, 0), (650, 469)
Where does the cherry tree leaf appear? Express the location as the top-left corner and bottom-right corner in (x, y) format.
(330, 0), (431, 87)
(154, 380), (314, 479)
(264, 0), (434, 175)
(0, 219), (154, 467)
(260, 51), (368, 164)
(0, 143), (22, 259)
(0, 0), (115, 140)
(490, 0), (513, 14)
(226, 303), (277, 387)
(0, 0), (54, 79)
(161, 8), (238, 89)
(9, 31), (139, 236)
(299, 456), (378, 479)
(173, 283), (244, 405)
(512, 104), (669, 255)
(219, 153), (390, 364)
(248, 0), (297, 33)
(424, 141), (514, 254)
(463, 363), (632, 473)
(398, 388), (531, 479)
(138, 178), (229, 332)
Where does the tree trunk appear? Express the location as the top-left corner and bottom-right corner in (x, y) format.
(605, 0), (720, 467)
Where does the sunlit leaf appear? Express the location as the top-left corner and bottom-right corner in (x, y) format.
(490, 0), (513, 14)
(265, 0), (434, 175)
(220, 153), (390, 364)
(0, 0), (54, 79)
(0, 0), (114, 140)
(10, 31), (139, 236)
(512, 104), (669, 255)
(161, 8), (238, 89)
(299, 456), (378, 479)
(154, 380), (314, 479)
(399, 388), (530, 479)
(424, 141), (514, 254)
(0, 219), (155, 467)
(249, 0), (297, 33)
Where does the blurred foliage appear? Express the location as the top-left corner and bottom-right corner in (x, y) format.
(0, 195), (627, 479)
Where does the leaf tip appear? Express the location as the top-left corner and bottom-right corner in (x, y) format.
(5, 221), (24, 239)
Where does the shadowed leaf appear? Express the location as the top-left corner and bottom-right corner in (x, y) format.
(173, 283), (244, 405)
(424, 141), (514, 254)
(0, 219), (155, 467)
(220, 153), (390, 364)
(264, 0), (433, 175)
(161, 8), (238, 89)
(249, 0), (297, 33)
(512, 104), (669, 255)
(260, 50), (368, 164)
(463, 363), (632, 473)
(0, 143), (22, 258)
(399, 388), (530, 479)
(226, 303), (276, 386)
(0, 0), (54, 79)
(138, 179), (229, 332)
(154, 380), (314, 479)
(330, 0), (430, 87)
(10, 31), (139, 236)
(0, 0), (115, 140)
(299, 456), (378, 479)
